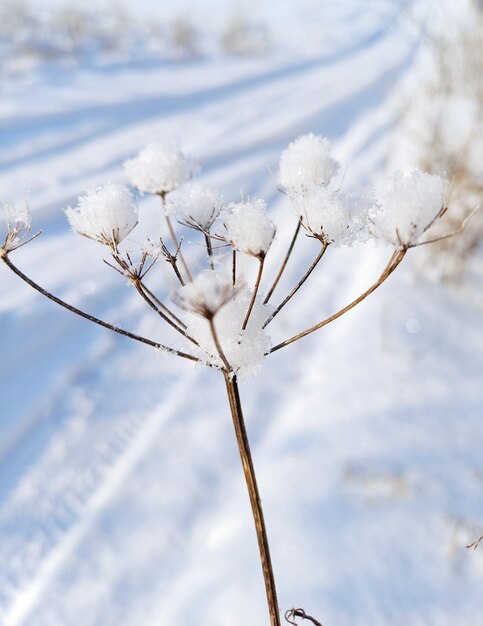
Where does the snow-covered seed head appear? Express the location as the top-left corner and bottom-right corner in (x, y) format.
(165, 182), (223, 231)
(223, 198), (276, 258)
(292, 184), (375, 246)
(175, 267), (236, 318)
(65, 183), (138, 248)
(1, 199), (32, 255)
(123, 142), (199, 195)
(279, 133), (340, 192)
(184, 286), (272, 377)
(373, 170), (449, 247)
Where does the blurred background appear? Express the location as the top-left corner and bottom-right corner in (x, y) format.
(0, 0), (482, 625)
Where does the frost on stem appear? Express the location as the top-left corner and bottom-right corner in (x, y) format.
(1, 199), (34, 254)
(165, 182), (223, 231)
(65, 183), (138, 248)
(223, 198), (276, 257)
(373, 170), (449, 247)
(291, 183), (375, 246)
(123, 142), (199, 195)
(279, 133), (340, 192)
(175, 267), (272, 377)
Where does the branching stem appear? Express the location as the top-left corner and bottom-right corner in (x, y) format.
(264, 219), (301, 304)
(160, 193), (193, 283)
(242, 256), (265, 331)
(2, 254), (199, 362)
(269, 248), (406, 353)
(263, 242), (328, 328)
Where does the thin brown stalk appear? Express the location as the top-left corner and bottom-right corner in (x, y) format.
(263, 242), (328, 328)
(232, 250), (237, 286)
(242, 256), (265, 331)
(223, 373), (281, 626)
(269, 249), (406, 354)
(140, 282), (187, 328)
(205, 232), (214, 270)
(264, 219), (301, 305)
(160, 193), (193, 283)
(134, 281), (198, 346)
(2, 254), (199, 362)
(208, 316), (230, 371)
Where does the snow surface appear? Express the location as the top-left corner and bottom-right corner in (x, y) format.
(1, 1), (483, 625)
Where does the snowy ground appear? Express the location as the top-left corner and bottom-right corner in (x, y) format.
(1, 1), (483, 625)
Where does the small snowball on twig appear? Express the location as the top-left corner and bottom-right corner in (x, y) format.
(291, 183), (375, 246)
(223, 198), (276, 257)
(123, 141), (199, 195)
(279, 133), (339, 192)
(165, 182), (223, 231)
(373, 170), (449, 247)
(65, 183), (138, 247)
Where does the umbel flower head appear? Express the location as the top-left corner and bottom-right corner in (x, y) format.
(373, 170), (448, 247)
(279, 133), (340, 192)
(1, 200), (32, 255)
(123, 142), (199, 195)
(175, 266), (272, 377)
(165, 182), (223, 231)
(292, 183), (375, 246)
(175, 267), (236, 318)
(223, 198), (276, 258)
(65, 183), (138, 248)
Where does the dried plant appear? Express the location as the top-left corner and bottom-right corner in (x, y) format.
(1, 135), (465, 626)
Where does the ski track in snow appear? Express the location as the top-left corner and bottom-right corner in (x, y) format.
(1, 3), (483, 625)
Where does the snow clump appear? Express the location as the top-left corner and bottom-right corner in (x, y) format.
(65, 183), (138, 247)
(124, 142), (199, 195)
(1, 200), (32, 254)
(175, 266), (236, 317)
(293, 184), (375, 245)
(279, 133), (340, 192)
(374, 170), (448, 247)
(223, 199), (276, 257)
(165, 183), (223, 231)
(177, 267), (271, 377)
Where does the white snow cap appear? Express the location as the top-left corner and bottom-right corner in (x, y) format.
(178, 269), (271, 377)
(279, 133), (340, 192)
(175, 267), (236, 317)
(374, 170), (448, 246)
(65, 183), (138, 247)
(123, 142), (199, 195)
(293, 184), (375, 246)
(1, 200), (32, 253)
(165, 182), (223, 231)
(223, 198), (276, 257)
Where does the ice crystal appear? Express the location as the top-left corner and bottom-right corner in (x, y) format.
(1, 200), (32, 254)
(374, 170), (448, 246)
(165, 182), (223, 231)
(65, 183), (138, 247)
(292, 183), (375, 246)
(279, 133), (340, 192)
(123, 142), (199, 195)
(223, 199), (275, 257)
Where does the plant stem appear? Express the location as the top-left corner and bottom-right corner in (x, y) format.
(134, 281), (198, 346)
(223, 373), (281, 626)
(264, 219), (301, 305)
(232, 250), (237, 286)
(2, 254), (199, 363)
(159, 193), (193, 283)
(242, 256), (265, 331)
(139, 282), (187, 328)
(263, 242), (328, 328)
(205, 232), (214, 270)
(269, 248), (406, 353)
